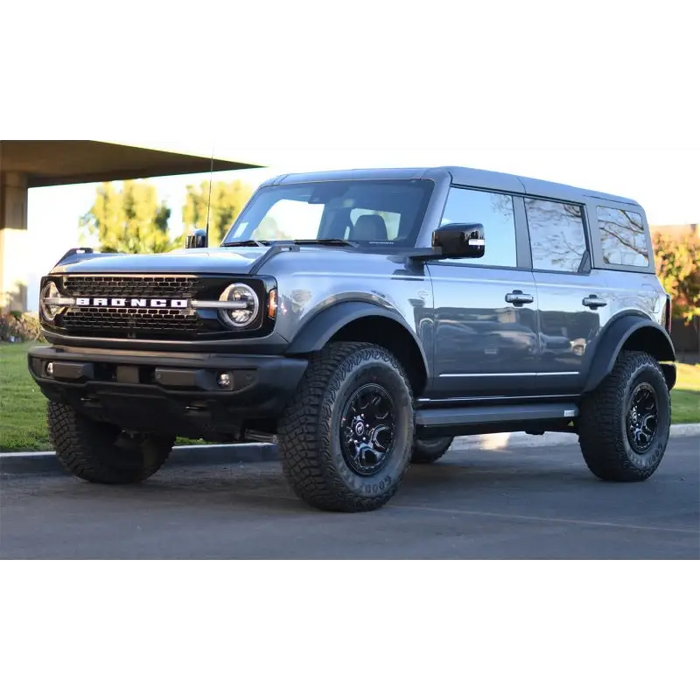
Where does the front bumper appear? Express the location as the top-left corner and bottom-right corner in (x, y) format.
(28, 345), (308, 439)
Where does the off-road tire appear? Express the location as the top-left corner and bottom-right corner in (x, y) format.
(578, 351), (670, 482)
(278, 342), (415, 512)
(411, 437), (454, 464)
(48, 401), (175, 484)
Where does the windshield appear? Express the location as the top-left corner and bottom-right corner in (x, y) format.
(222, 179), (434, 248)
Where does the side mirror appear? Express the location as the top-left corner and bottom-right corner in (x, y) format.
(186, 228), (208, 249)
(432, 223), (485, 259)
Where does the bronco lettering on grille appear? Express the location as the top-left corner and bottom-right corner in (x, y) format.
(75, 298), (188, 309)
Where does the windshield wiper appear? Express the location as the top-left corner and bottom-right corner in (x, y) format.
(221, 240), (269, 248)
(290, 239), (359, 248)
(222, 238), (359, 249)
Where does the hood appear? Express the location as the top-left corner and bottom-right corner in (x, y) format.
(51, 247), (268, 276)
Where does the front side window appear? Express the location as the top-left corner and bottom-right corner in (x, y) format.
(525, 199), (587, 272)
(597, 206), (649, 267)
(440, 188), (517, 267)
(223, 180), (434, 247)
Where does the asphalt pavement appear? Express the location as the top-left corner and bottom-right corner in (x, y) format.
(1, 437), (698, 559)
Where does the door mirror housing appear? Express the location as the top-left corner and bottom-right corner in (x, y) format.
(432, 223), (485, 259)
(186, 228), (208, 249)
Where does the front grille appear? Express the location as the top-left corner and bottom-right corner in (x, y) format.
(59, 275), (204, 339)
(62, 307), (201, 336)
(63, 275), (197, 299)
(47, 274), (271, 342)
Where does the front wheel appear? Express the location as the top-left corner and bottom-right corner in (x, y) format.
(577, 351), (671, 482)
(48, 401), (175, 484)
(278, 342), (415, 512)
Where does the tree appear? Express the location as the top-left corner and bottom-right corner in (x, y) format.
(181, 180), (253, 247)
(652, 231), (700, 323)
(80, 181), (173, 254)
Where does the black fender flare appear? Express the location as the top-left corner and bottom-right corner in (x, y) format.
(286, 300), (429, 373)
(582, 315), (676, 393)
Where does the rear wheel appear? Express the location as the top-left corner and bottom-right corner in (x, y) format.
(411, 437), (454, 464)
(48, 401), (174, 484)
(278, 342), (414, 512)
(577, 351), (670, 482)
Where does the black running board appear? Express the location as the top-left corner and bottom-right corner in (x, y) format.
(415, 402), (578, 438)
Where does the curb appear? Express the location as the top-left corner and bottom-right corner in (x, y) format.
(2, 424), (698, 477)
(0, 442), (279, 476)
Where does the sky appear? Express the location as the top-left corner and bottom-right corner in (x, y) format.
(109, 139), (699, 230)
(24, 136), (700, 266)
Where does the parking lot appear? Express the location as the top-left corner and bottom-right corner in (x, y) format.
(1, 437), (698, 559)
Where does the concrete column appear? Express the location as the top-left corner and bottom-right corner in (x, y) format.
(0, 171), (29, 311)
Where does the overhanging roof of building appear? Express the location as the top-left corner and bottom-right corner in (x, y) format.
(1, 140), (264, 187)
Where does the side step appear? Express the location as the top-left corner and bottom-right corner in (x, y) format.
(415, 402), (579, 438)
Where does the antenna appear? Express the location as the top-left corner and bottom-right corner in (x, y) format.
(205, 143), (214, 241)
(185, 143), (214, 249)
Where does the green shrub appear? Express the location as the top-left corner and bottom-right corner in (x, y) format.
(0, 312), (45, 343)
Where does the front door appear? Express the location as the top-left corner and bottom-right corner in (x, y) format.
(428, 187), (539, 399)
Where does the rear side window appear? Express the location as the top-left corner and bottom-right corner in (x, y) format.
(525, 199), (587, 272)
(597, 206), (649, 267)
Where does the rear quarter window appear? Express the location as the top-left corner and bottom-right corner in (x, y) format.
(597, 206), (650, 267)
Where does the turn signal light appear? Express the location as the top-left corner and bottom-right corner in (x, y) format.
(664, 295), (672, 334)
(268, 289), (278, 319)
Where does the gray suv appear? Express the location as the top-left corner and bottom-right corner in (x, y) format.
(29, 166), (676, 512)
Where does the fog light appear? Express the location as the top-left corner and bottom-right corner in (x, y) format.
(217, 372), (232, 389)
(46, 362), (55, 377)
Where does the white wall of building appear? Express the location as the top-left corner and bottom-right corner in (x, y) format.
(3, 226), (81, 313)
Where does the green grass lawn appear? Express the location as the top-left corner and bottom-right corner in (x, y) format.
(0, 342), (53, 451)
(1, 342), (699, 453)
(673, 362), (700, 424)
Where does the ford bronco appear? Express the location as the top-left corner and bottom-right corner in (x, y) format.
(28, 166), (676, 512)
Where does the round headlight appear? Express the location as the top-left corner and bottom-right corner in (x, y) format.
(219, 284), (259, 329)
(40, 281), (62, 322)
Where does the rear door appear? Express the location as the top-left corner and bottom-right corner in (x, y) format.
(524, 197), (611, 394)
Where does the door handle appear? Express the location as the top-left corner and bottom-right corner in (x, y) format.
(505, 290), (534, 307)
(582, 295), (608, 309)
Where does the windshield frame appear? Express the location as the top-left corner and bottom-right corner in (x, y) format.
(221, 178), (436, 250)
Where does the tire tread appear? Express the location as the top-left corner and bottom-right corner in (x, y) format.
(578, 351), (670, 482)
(48, 401), (173, 484)
(278, 342), (414, 512)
